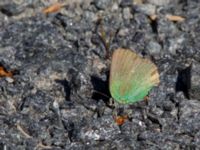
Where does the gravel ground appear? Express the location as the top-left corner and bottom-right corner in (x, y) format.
(0, 0), (200, 149)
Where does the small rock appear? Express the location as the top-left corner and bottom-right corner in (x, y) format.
(120, 0), (133, 7)
(167, 37), (185, 55)
(0, 3), (24, 16)
(145, 0), (174, 6)
(146, 40), (161, 55)
(80, 115), (120, 141)
(123, 7), (133, 19)
(179, 100), (200, 120)
(133, 4), (156, 15)
(118, 28), (130, 36)
(189, 61), (200, 99)
(179, 99), (200, 134)
(162, 100), (174, 111)
(5, 77), (14, 83)
(111, 2), (119, 11)
(84, 10), (98, 22)
(93, 0), (113, 10)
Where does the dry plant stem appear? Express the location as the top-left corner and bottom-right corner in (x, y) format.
(42, 2), (66, 14)
(149, 14), (185, 22)
(36, 142), (52, 150)
(0, 66), (13, 78)
(99, 25), (110, 59)
(16, 124), (32, 139)
(96, 18), (113, 59)
(165, 14), (185, 22)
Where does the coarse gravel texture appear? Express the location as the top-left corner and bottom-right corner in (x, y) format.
(0, 0), (200, 149)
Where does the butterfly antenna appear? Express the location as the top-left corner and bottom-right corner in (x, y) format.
(92, 90), (110, 98)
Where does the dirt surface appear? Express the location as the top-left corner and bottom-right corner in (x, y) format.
(0, 0), (200, 149)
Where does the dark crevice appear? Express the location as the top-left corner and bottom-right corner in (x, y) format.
(176, 65), (191, 99)
(91, 75), (111, 104)
(149, 17), (158, 34)
(55, 79), (71, 101)
(62, 120), (75, 142)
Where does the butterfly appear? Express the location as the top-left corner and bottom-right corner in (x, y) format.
(109, 48), (160, 104)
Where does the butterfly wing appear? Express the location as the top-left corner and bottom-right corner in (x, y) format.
(109, 48), (159, 104)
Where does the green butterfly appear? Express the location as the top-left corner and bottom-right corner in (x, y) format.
(109, 48), (160, 104)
